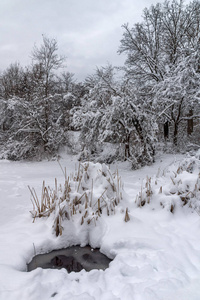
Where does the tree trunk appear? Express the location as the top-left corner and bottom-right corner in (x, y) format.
(171, 98), (183, 146)
(173, 122), (178, 146)
(164, 121), (169, 140)
(124, 134), (130, 159)
(187, 109), (193, 135)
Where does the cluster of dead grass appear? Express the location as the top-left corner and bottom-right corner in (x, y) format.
(135, 156), (200, 213)
(29, 161), (129, 236)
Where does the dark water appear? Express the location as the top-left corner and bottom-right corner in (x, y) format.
(27, 245), (112, 272)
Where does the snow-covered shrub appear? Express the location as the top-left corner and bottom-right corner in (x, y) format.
(135, 152), (200, 213)
(73, 66), (157, 169)
(0, 95), (69, 160)
(29, 162), (125, 236)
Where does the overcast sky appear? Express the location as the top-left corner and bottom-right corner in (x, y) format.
(0, 0), (190, 81)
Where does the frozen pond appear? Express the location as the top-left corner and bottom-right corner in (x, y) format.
(27, 245), (112, 272)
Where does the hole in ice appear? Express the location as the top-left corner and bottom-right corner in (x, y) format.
(27, 245), (112, 273)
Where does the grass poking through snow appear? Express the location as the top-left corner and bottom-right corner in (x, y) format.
(29, 161), (126, 236)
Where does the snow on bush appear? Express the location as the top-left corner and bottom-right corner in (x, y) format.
(29, 161), (128, 236)
(135, 151), (200, 213)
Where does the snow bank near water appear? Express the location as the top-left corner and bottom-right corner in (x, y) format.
(29, 161), (125, 237)
(0, 152), (200, 300)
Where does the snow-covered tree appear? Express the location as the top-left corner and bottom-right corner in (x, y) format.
(119, 0), (200, 148)
(154, 48), (200, 146)
(74, 65), (157, 168)
(0, 36), (73, 160)
(73, 65), (116, 155)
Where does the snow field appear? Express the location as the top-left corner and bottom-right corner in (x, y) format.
(0, 153), (200, 300)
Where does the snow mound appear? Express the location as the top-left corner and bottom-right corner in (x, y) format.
(135, 151), (200, 213)
(29, 161), (127, 236)
(1, 153), (200, 300)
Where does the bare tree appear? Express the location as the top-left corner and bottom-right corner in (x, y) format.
(0, 63), (26, 99)
(31, 35), (65, 97)
(118, 3), (164, 84)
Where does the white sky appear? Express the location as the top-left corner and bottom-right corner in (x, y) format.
(0, 0), (191, 81)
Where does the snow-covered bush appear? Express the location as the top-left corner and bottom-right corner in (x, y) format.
(135, 151), (200, 213)
(75, 66), (157, 168)
(0, 94), (70, 160)
(29, 161), (127, 236)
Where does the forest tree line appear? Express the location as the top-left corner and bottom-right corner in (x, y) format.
(0, 0), (200, 168)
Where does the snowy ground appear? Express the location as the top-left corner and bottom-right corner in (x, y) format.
(0, 152), (200, 300)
